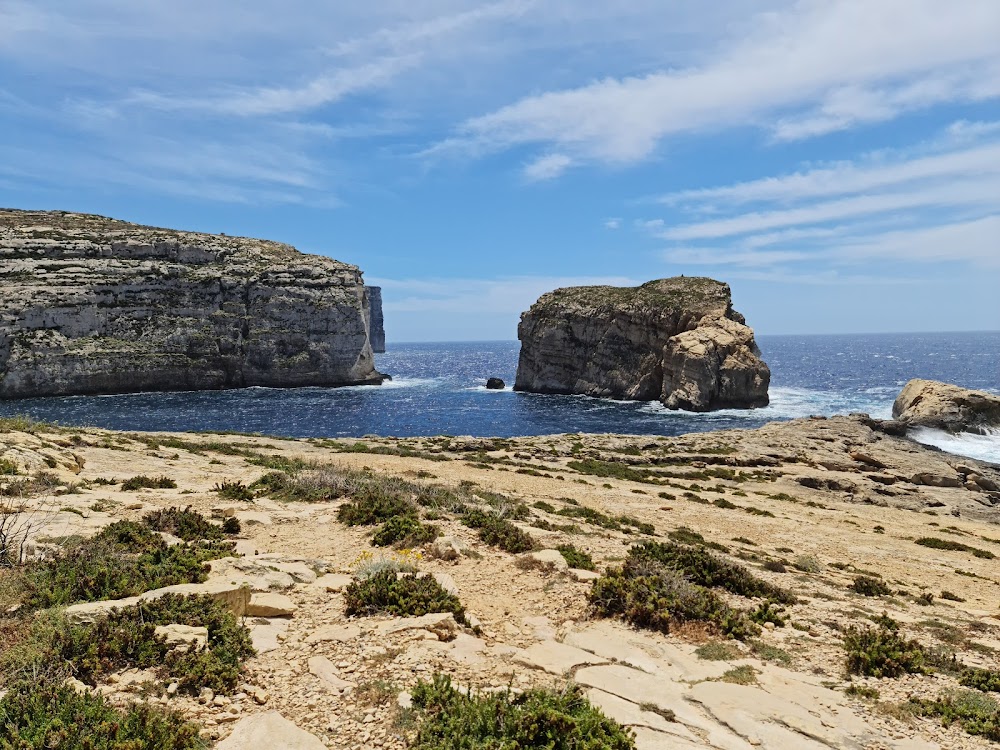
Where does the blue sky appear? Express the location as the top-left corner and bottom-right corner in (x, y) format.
(1, 0), (999, 342)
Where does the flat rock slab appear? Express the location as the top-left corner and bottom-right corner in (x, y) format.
(513, 640), (609, 676)
(566, 568), (600, 582)
(305, 624), (362, 644)
(247, 592), (297, 617)
(564, 622), (663, 674)
(584, 688), (694, 738)
(377, 613), (458, 640)
(216, 711), (326, 750)
(308, 656), (355, 692)
(575, 665), (721, 738)
(525, 549), (569, 572)
(154, 624), (208, 651)
(248, 617), (290, 654)
(312, 573), (353, 592)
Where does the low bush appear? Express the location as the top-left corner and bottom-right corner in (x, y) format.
(916, 537), (995, 560)
(17, 521), (231, 609)
(668, 527), (728, 552)
(409, 673), (635, 750)
(0, 680), (202, 749)
(371, 516), (439, 548)
(344, 569), (467, 625)
(908, 689), (1000, 741)
(143, 506), (228, 541)
(4, 594), (255, 694)
(695, 642), (739, 660)
(589, 564), (760, 640)
(338, 492), (417, 527)
(212, 480), (254, 501)
(960, 667), (1000, 693)
(844, 623), (926, 678)
(462, 509), (536, 553)
(120, 475), (176, 491)
(749, 601), (786, 628)
(556, 544), (595, 571)
(850, 575), (891, 597)
(627, 541), (795, 604)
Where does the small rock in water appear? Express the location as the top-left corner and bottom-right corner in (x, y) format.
(486, 377), (505, 389)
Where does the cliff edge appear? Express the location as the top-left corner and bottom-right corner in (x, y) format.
(0, 209), (385, 399)
(514, 277), (769, 411)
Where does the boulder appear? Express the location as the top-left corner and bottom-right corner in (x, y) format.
(514, 277), (769, 412)
(485, 377), (505, 389)
(893, 379), (1000, 434)
(246, 592), (297, 618)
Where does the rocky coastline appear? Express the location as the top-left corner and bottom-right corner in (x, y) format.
(0, 209), (386, 399)
(514, 277), (770, 412)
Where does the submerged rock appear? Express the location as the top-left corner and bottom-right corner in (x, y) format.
(514, 277), (769, 411)
(0, 209), (386, 399)
(893, 378), (1000, 435)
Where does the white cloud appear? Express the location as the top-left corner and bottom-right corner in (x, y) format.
(651, 123), (1000, 278)
(523, 153), (573, 182)
(442, 0), (1000, 167)
(603, 218), (621, 230)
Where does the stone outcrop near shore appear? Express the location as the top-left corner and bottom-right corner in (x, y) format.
(0, 209), (385, 399)
(514, 277), (769, 411)
(893, 378), (1000, 435)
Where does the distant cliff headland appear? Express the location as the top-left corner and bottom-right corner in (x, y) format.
(0, 209), (385, 399)
(514, 277), (770, 412)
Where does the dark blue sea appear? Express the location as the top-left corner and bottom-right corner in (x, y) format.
(1, 333), (998, 461)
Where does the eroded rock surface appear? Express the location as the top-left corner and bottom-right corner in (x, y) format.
(0, 209), (385, 398)
(893, 378), (1000, 435)
(514, 277), (769, 411)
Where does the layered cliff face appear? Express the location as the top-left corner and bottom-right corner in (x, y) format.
(365, 286), (386, 353)
(0, 209), (385, 399)
(893, 379), (1000, 435)
(514, 277), (769, 411)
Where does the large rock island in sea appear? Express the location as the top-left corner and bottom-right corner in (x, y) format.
(514, 277), (769, 411)
(0, 209), (385, 399)
(893, 378), (1000, 435)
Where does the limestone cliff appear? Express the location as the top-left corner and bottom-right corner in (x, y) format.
(365, 286), (386, 353)
(893, 379), (1000, 435)
(514, 277), (769, 411)
(0, 209), (385, 399)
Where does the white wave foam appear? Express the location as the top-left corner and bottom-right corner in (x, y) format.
(909, 427), (1000, 464)
(636, 386), (894, 421)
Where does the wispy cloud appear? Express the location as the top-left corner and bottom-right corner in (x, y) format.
(440, 0), (1000, 168)
(523, 153), (573, 182)
(648, 122), (1000, 275)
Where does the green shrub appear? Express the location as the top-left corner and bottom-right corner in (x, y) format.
(212, 480), (254, 501)
(792, 555), (822, 573)
(410, 673), (635, 750)
(120, 475), (177, 491)
(844, 623), (926, 678)
(338, 492), (417, 526)
(940, 590), (965, 602)
(668, 527), (728, 552)
(18, 523), (231, 609)
(695, 642), (739, 660)
(143, 506), (227, 541)
(589, 565), (760, 641)
(0, 681), (202, 749)
(628, 541), (795, 603)
(960, 668), (1000, 693)
(915, 537), (995, 559)
(344, 570), (467, 625)
(850, 575), (891, 597)
(749, 601), (786, 628)
(0, 459), (18, 476)
(462, 509), (536, 553)
(5, 594), (254, 694)
(908, 689), (1000, 741)
(556, 544), (596, 571)
(371, 516), (439, 548)
(762, 559), (787, 573)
